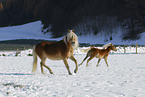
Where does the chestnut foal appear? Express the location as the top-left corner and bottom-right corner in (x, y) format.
(79, 43), (117, 67)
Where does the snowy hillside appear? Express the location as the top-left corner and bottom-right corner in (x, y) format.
(0, 21), (61, 41)
(0, 21), (145, 45)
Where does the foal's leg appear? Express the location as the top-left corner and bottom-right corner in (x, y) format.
(86, 56), (95, 67)
(96, 58), (101, 67)
(104, 57), (109, 67)
(63, 58), (72, 75)
(69, 55), (78, 73)
(79, 54), (89, 66)
(40, 58), (53, 74)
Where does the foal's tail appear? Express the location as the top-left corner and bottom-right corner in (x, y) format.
(32, 45), (37, 72)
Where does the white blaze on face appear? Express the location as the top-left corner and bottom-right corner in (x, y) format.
(70, 30), (73, 33)
(67, 30), (73, 42)
(64, 29), (79, 50)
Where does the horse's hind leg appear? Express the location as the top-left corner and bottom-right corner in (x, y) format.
(96, 59), (101, 67)
(79, 54), (89, 66)
(40, 58), (53, 74)
(40, 62), (44, 74)
(63, 58), (72, 75)
(69, 55), (78, 73)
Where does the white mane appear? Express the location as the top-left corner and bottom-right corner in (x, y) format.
(103, 43), (112, 49)
(63, 30), (79, 50)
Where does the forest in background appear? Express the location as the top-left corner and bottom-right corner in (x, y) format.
(0, 0), (145, 40)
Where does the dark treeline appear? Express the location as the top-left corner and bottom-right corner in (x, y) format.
(0, 0), (145, 40)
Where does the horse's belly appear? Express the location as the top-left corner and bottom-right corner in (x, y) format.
(44, 50), (71, 60)
(47, 55), (63, 60)
(96, 54), (104, 58)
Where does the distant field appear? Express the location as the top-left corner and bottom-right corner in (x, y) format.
(0, 39), (143, 51)
(0, 39), (94, 51)
(0, 39), (48, 51)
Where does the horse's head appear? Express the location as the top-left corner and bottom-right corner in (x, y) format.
(103, 43), (117, 51)
(63, 29), (79, 50)
(110, 44), (117, 51)
(68, 29), (76, 46)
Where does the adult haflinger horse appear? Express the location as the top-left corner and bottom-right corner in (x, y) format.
(79, 43), (117, 67)
(32, 29), (79, 75)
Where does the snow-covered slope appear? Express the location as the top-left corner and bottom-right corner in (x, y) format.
(0, 21), (145, 45)
(0, 21), (62, 41)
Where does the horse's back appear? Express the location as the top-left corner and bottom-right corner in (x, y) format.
(44, 41), (66, 55)
(35, 41), (55, 58)
(87, 47), (98, 56)
(35, 41), (71, 60)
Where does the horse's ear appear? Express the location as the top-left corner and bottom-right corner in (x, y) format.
(68, 30), (70, 33)
(72, 29), (75, 33)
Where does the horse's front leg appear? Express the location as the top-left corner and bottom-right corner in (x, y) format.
(69, 55), (78, 73)
(63, 58), (72, 75)
(104, 57), (109, 67)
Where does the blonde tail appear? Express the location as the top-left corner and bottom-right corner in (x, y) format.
(32, 45), (37, 72)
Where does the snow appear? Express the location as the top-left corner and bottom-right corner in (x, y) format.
(0, 21), (62, 41)
(0, 53), (145, 96)
(0, 47), (145, 96)
(0, 21), (145, 96)
(78, 31), (145, 45)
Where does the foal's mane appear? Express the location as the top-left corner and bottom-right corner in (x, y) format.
(103, 43), (112, 49)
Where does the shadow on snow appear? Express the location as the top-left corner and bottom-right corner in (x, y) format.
(0, 73), (33, 75)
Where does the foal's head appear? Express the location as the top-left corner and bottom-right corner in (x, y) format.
(110, 44), (117, 51)
(63, 29), (79, 50)
(103, 43), (117, 51)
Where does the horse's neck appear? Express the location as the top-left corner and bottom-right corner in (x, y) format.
(106, 46), (111, 52)
(63, 35), (78, 51)
(63, 36), (67, 45)
(66, 40), (74, 53)
(65, 39), (72, 48)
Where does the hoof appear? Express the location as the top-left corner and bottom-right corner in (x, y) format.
(41, 72), (45, 74)
(50, 72), (54, 74)
(74, 70), (78, 73)
(69, 73), (72, 75)
(74, 68), (78, 73)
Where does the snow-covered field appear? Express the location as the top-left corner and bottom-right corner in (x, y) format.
(0, 53), (145, 97)
(0, 21), (145, 97)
